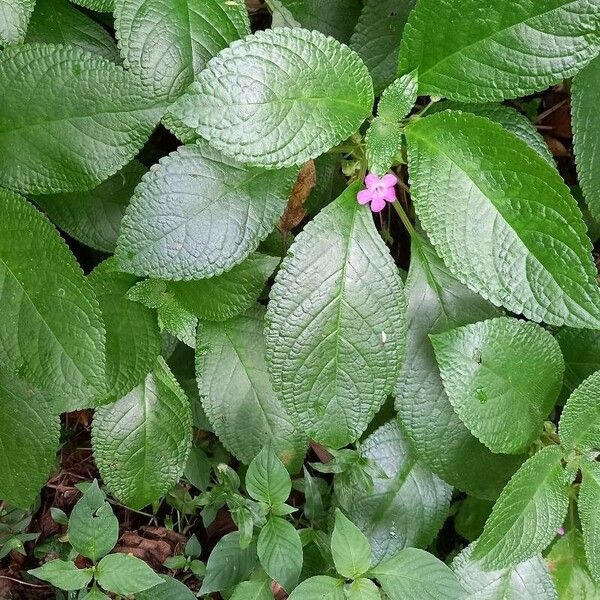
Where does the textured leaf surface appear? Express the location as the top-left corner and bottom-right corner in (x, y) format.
(399, 0), (600, 101)
(34, 161), (146, 253)
(473, 447), (571, 569)
(196, 306), (305, 470)
(0, 0), (34, 44)
(96, 553), (162, 595)
(0, 190), (106, 411)
(395, 237), (522, 499)
(266, 184), (407, 448)
(330, 509), (371, 578)
(71, 0), (114, 11)
(350, 0), (416, 94)
(365, 118), (402, 177)
(115, 0), (249, 101)
(431, 317), (563, 454)
(406, 111), (600, 327)
(558, 370), (600, 453)
(287, 576), (344, 600)
(116, 141), (295, 279)
(169, 28), (374, 168)
(0, 371), (59, 508)
(89, 260), (161, 403)
(0, 44), (163, 195)
(92, 358), (192, 509)
(26, 0), (119, 61)
(579, 461), (600, 582)
(453, 544), (557, 600)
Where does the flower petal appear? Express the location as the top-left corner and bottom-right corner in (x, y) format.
(370, 197), (387, 212)
(381, 173), (398, 187)
(382, 187), (397, 202)
(365, 173), (380, 188)
(357, 189), (373, 205)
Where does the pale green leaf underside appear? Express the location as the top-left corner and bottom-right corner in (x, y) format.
(115, 0), (250, 102)
(406, 111), (600, 327)
(92, 358), (192, 509)
(579, 461), (600, 583)
(196, 306), (306, 471)
(266, 183), (407, 449)
(0, 190), (106, 412)
(169, 28), (374, 168)
(116, 140), (296, 280)
(70, 0), (114, 11)
(0, 0), (34, 45)
(0, 44), (163, 195)
(399, 0), (600, 101)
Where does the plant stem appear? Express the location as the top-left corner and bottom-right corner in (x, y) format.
(391, 200), (416, 238)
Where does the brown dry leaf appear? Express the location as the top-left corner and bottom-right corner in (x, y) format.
(245, 0), (264, 12)
(114, 526), (186, 569)
(544, 136), (569, 158)
(278, 161), (316, 232)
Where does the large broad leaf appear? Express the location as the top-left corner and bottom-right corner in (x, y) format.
(573, 55), (600, 222)
(169, 28), (373, 168)
(96, 553), (162, 595)
(399, 0), (600, 101)
(0, 190), (106, 411)
(196, 306), (306, 470)
(115, 0), (249, 102)
(0, 0), (34, 44)
(338, 421), (451, 564)
(92, 358), (192, 509)
(431, 317), (563, 454)
(266, 183), (407, 449)
(406, 111), (600, 327)
(453, 544), (557, 600)
(350, 0), (416, 94)
(88, 260), (161, 403)
(34, 161), (146, 253)
(28, 561), (93, 591)
(116, 141), (296, 280)
(0, 370), (59, 507)
(0, 44), (163, 194)
(395, 236), (522, 499)
(473, 446), (571, 569)
(578, 460), (600, 582)
(26, 0), (119, 61)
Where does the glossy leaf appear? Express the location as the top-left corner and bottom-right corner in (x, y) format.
(96, 553), (162, 595)
(579, 460), (600, 582)
(330, 509), (371, 579)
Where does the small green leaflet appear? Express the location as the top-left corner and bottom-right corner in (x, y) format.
(266, 183), (407, 449)
(287, 576), (345, 600)
(115, 0), (250, 102)
(92, 358), (192, 509)
(116, 141), (296, 280)
(246, 444), (292, 507)
(0, 0), (34, 45)
(579, 460), (600, 583)
(473, 446), (571, 569)
(230, 579), (272, 600)
(330, 509), (371, 579)
(81, 588), (111, 600)
(137, 576), (196, 600)
(0, 190), (106, 412)
(0, 371), (59, 508)
(197, 306), (306, 470)
(169, 28), (374, 168)
(95, 553), (162, 595)
(431, 317), (564, 454)
(345, 579), (380, 600)
(0, 44), (163, 194)
(406, 111), (600, 327)
(399, 0), (600, 101)
(28, 560), (93, 591)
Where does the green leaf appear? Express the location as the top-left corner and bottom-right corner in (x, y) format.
(266, 183), (407, 448)
(34, 161), (146, 253)
(338, 421), (451, 564)
(28, 560), (93, 591)
(81, 587), (111, 600)
(454, 497), (494, 542)
(0, 0), (34, 44)
(395, 236), (522, 499)
(399, 0), (600, 101)
(169, 28), (373, 168)
(369, 548), (466, 600)
(473, 446), (571, 569)
(0, 371), (59, 508)
(431, 316), (563, 454)
(96, 553), (162, 595)
(136, 575), (196, 600)
(579, 461), (600, 582)
(406, 110), (600, 327)
(350, 0), (416, 94)
(0, 190), (106, 411)
(115, 0), (249, 102)
(231, 579), (273, 600)
(116, 141), (296, 280)
(365, 119), (402, 177)
(199, 532), (258, 595)
(184, 446), (212, 492)
(287, 576), (345, 600)
(68, 481), (118, 562)
(257, 516), (303, 592)
(92, 358), (192, 509)
(88, 260), (161, 403)
(345, 578), (380, 600)
(169, 253), (279, 321)
(573, 55), (600, 222)
(71, 0), (113, 11)
(197, 307), (305, 469)
(558, 370), (600, 453)
(26, 0), (119, 62)
(0, 44), (163, 195)
(453, 544), (557, 599)
(246, 444), (291, 507)
(378, 72), (418, 122)
(330, 509), (371, 579)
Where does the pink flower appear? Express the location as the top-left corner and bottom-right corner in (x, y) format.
(556, 526), (565, 536)
(357, 172), (398, 212)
